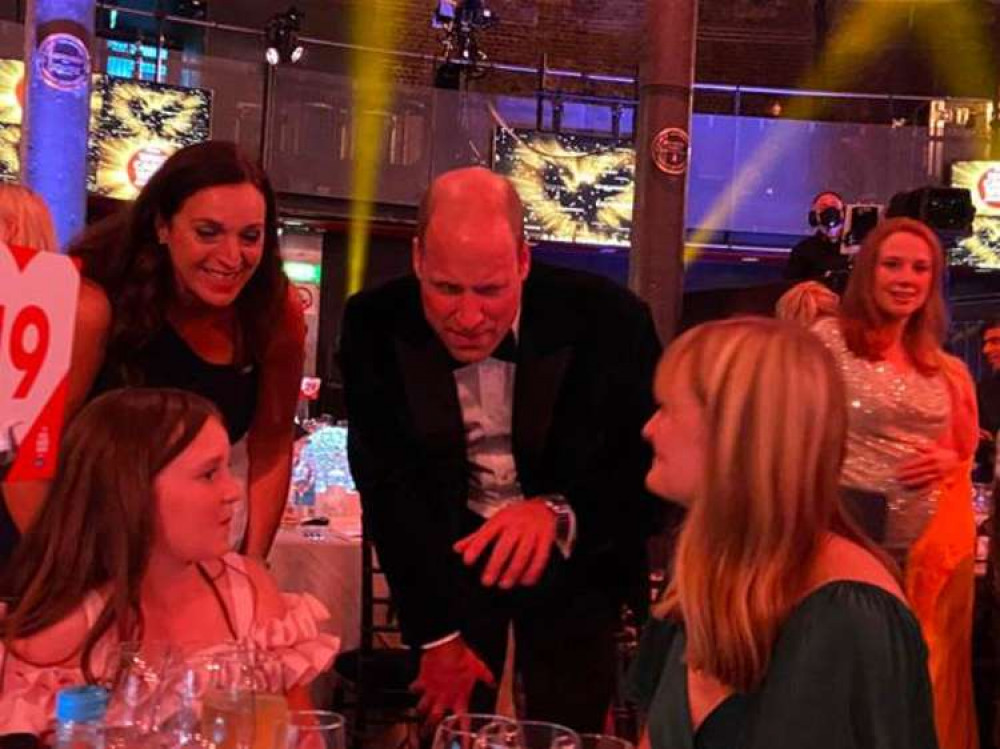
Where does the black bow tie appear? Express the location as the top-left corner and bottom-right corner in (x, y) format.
(491, 330), (518, 363)
(448, 330), (518, 369)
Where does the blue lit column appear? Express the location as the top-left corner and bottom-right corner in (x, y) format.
(20, 0), (95, 252)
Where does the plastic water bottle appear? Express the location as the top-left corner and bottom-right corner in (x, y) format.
(291, 460), (316, 519)
(54, 686), (109, 749)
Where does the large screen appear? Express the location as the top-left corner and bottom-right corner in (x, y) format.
(0, 58), (212, 200)
(89, 77), (212, 200)
(950, 160), (1000, 270)
(492, 128), (635, 247)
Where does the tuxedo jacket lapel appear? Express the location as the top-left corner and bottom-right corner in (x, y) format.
(513, 274), (577, 490)
(395, 312), (466, 472)
(392, 267), (579, 501)
(512, 343), (571, 490)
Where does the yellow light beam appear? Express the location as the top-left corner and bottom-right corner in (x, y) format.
(912, 1), (995, 100)
(347, 4), (403, 296)
(687, 3), (907, 256)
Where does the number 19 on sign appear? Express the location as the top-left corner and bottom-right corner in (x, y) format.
(0, 304), (51, 400)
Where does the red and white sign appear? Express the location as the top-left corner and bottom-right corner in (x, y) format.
(977, 167), (1000, 211)
(0, 242), (80, 481)
(127, 145), (172, 191)
(300, 376), (322, 401)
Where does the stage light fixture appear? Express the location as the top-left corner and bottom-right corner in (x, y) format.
(265, 6), (304, 66)
(435, 0), (498, 78)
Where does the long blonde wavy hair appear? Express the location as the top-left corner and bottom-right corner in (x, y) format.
(653, 317), (883, 692)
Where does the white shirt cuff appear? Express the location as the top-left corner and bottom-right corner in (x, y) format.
(422, 631), (461, 650)
(557, 506), (577, 558)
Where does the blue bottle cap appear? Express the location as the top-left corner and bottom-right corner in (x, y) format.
(55, 686), (108, 723)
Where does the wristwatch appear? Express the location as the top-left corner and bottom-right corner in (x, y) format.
(541, 493), (573, 545)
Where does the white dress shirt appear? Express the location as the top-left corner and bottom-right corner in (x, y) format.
(422, 321), (576, 650)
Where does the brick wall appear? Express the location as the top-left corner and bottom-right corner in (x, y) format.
(377, 0), (997, 99)
(208, 0), (998, 98)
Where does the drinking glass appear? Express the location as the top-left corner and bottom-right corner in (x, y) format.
(432, 715), (520, 749)
(103, 642), (175, 745)
(160, 648), (289, 749)
(578, 735), (634, 749)
(283, 711), (346, 749)
(503, 721), (581, 749)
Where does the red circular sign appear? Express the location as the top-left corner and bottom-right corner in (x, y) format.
(295, 285), (315, 313)
(127, 146), (172, 191)
(651, 127), (690, 176)
(977, 167), (1000, 210)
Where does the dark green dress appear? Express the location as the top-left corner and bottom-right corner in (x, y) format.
(628, 581), (939, 749)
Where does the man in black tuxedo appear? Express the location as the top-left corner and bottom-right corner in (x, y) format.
(338, 167), (662, 729)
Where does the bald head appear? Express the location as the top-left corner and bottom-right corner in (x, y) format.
(416, 166), (525, 250)
(412, 167), (531, 364)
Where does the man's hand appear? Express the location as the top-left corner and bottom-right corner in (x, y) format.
(453, 500), (557, 588)
(410, 638), (495, 727)
(897, 445), (960, 491)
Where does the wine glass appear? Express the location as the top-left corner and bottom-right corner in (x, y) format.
(160, 647), (289, 749)
(578, 735), (634, 749)
(103, 641), (175, 746)
(432, 714), (520, 749)
(283, 711), (345, 749)
(502, 721), (581, 749)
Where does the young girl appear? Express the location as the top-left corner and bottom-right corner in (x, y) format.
(0, 389), (338, 736)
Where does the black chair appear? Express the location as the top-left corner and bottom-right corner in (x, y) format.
(333, 531), (420, 749)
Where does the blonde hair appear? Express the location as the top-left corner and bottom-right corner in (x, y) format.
(653, 317), (880, 692)
(775, 281), (839, 326)
(0, 183), (58, 252)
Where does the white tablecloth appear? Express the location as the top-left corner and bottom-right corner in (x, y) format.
(269, 519), (364, 652)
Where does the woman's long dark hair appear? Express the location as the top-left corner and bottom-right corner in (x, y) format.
(0, 389), (219, 681)
(70, 141), (288, 382)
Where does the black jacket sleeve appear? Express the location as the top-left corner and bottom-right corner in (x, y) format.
(338, 296), (465, 647)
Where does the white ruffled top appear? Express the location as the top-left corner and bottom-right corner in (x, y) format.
(0, 554), (340, 735)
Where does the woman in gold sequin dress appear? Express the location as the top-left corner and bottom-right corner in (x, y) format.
(813, 217), (979, 749)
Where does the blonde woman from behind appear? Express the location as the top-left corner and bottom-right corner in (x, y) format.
(0, 183), (58, 252)
(775, 280), (839, 327)
(629, 317), (937, 749)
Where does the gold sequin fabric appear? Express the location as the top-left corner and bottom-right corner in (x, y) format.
(812, 318), (950, 553)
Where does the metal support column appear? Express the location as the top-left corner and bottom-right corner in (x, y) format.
(628, 0), (698, 344)
(21, 0), (96, 251)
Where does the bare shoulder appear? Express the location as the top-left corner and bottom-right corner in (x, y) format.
(77, 279), (112, 334)
(279, 286), (306, 343)
(11, 606), (89, 666)
(240, 555), (287, 622)
(260, 288), (305, 365)
(810, 534), (905, 604)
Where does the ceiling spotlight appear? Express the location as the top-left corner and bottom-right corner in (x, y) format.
(436, 0), (497, 78)
(265, 6), (304, 66)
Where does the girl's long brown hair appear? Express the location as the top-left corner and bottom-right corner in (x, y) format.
(0, 389), (218, 681)
(653, 317), (890, 692)
(839, 217), (947, 376)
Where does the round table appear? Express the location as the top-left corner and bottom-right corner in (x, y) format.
(269, 515), (364, 652)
